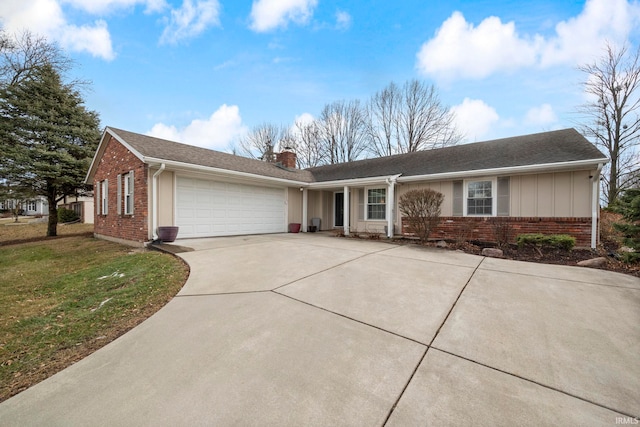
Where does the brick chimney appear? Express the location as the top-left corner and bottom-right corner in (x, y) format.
(275, 148), (297, 169)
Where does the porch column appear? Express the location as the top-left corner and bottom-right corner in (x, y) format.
(343, 185), (349, 236)
(302, 188), (308, 232)
(387, 178), (395, 238)
(591, 163), (603, 249)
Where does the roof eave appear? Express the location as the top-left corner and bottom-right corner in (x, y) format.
(307, 174), (401, 189)
(396, 158), (610, 183)
(84, 127), (145, 184)
(144, 156), (313, 187)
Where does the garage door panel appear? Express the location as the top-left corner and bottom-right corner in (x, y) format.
(176, 177), (286, 238)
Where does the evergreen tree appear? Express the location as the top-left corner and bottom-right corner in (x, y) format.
(0, 64), (100, 236)
(613, 188), (640, 263)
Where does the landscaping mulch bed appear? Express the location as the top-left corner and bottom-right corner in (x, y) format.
(435, 240), (640, 278)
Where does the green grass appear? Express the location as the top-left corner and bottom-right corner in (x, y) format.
(0, 221), (94, 243)
(0, 236), (189, 401)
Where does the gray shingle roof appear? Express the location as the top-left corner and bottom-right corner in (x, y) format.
(307, 128), (607, 182)
(106, 127), (607, 185)
(108, 127), (315, 183)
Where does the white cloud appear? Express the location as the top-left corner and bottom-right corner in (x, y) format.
(0, 0), (115, 60)
(335, 10), (351, 30)
(249, 0), (318, 32)
(160, 0), (220, 44)
(417, 11), (539, 80)
(147, 122), (181, 142)
(540, 0), (639, 67)
(294, 112), (314, 126)
(61, 0), (167, 14)
(147, 104), (247, 151)
(451, 98), (500, 141)
(59, 20), (115, 60)
(524, 104), (558, 126)
(416, 0), (640, 81)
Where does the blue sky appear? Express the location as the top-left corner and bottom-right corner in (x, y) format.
(1, 0), (639, 151)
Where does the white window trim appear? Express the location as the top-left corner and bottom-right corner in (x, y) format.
(365, 187), (387, 221)
(463, 177), (497, 217)
(124, 171), (134, 215)
(101, 179), (108, 215)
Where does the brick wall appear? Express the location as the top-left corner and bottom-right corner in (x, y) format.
(93, 136), (149, 244)
(401, 216), (594, 248)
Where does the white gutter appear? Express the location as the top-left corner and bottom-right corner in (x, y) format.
(309, 175), (396, 189)
(396, 158), (610, 184)
(144, 157), (310, 187)
(152, 163), (166, 240)
(591, 163), (604, 249)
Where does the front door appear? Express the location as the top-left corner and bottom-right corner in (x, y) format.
(334, 192), (344, 227)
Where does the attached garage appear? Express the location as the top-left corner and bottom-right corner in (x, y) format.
(176, 176), (286, 238)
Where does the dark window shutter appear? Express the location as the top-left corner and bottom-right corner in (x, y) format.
(497, 176), (510, 216)
(117, 174), (122, 215)
(453, 180), (463, 216)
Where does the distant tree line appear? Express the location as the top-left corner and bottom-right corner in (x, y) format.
(236, 79), (464, 168)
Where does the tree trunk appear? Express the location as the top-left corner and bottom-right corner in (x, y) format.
(47, 188), (57, 237)
(608, 151), (618, 206)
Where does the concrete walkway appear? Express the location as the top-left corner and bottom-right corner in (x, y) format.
(1, 233), (639, 426)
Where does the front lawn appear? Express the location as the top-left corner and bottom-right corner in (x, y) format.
(0, 221), (94, 243)
(0, 236), (189, 402)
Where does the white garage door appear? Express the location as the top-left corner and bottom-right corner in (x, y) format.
(176, 177), (286, 238)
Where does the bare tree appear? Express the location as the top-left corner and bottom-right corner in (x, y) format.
(578, 43), (640, 206)
(318, 99), (367, 164)
(0, 29), (73, 87)
(238, 123), (288, 161)
(291, 119), (325, 168)
(366, 81), (400, 157)
(367, 79), (463, 157)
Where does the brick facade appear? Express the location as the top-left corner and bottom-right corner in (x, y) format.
(401, 216), (594, 248)
(93, 136), (149, 244)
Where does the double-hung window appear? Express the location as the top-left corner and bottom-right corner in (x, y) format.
(454, 177), (509, 217)
(124, 171), (134, 215)
(100, 179), (108, 215)
(467, 180), (493, 215)
(366, 188), (386, 220)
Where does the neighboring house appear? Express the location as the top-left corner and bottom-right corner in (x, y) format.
(58, 194), (94, 224)
(0, 196), (48, 216)
(85, 127), (608, 248)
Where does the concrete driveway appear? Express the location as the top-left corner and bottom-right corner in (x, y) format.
(1, 233), (639, 426)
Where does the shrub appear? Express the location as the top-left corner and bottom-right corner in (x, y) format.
(491, 217), (513, 247)
(399, 188), (444, 242)
(612, 188), (640, 263)
(516, 233), (576, 252)
(58, 207), (79, 223)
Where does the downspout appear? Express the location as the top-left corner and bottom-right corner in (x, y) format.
(152, 163), (166, 241)
(590, 163), (603, 250)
